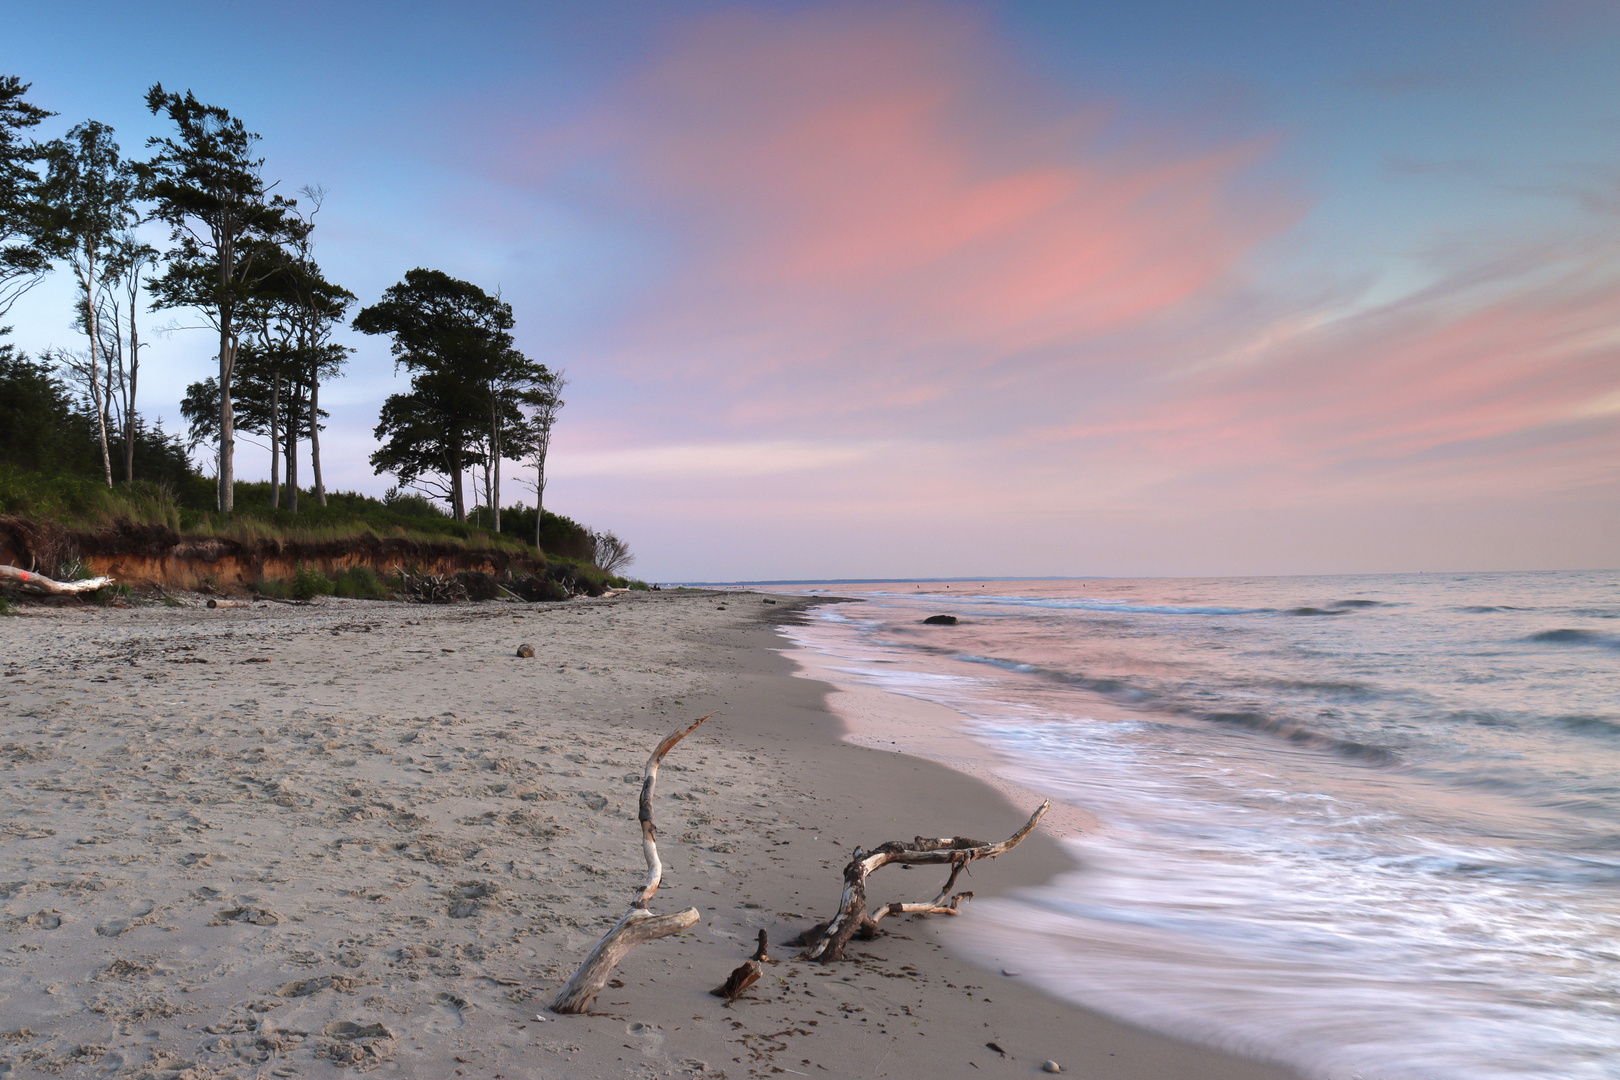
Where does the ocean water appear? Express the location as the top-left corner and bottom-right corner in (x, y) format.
(773, 572), (1620, 1080)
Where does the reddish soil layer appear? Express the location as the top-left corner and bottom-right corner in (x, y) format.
(0, 516), (540, 593)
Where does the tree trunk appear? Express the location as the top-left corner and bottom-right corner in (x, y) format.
(490, 396), (501, 533)
(286, 383), (300, 515)
(450, 441), (466, 523)
(218, 324), (235, 513)
(310, 365), (326, 507)
(534, 458), (545, 549)
(123, 290), (138, 484)
(217, 230), (236, 513)
(269, 373), (281, 509)
(80, 260), (113, 489)
(0, 564), (115, 595)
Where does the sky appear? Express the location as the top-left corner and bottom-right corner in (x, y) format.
(4, 0), (1618, 581)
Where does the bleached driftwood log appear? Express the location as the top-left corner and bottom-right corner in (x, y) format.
(0, 564), (114, 595)
(794, 800), (1051, 962)
(550, 716), (710, 1014)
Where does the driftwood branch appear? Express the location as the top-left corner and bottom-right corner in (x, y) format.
(797, 800), (1050, 962)
(0, 564), (114, 595)
(711, 960), (763, 1002)
(550, 716), (710, 1014)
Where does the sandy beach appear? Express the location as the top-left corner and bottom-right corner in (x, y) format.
(0, 590), (1298, 1080)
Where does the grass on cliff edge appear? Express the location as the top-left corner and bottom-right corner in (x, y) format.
(0, 467), (593, 562)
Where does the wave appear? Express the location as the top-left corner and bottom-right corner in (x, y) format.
(1203, 710), (1399, 764)
(889, 593), (1268, 616)
(951, 652), (1397, 764)
(1526, 629), (1620, 649)
(1459, 605), (1530, 614)
(1557, 715), (1620, 739)
(953, 653), (1142, 699)
(1287, 606), (1350, 616)
(1265, 678), (1379, 699)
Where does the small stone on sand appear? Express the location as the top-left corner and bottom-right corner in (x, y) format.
(516, 644), (535, 658)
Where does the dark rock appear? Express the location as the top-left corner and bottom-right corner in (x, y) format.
(922, 614), (958, 625)
(516, 644), (535, 658)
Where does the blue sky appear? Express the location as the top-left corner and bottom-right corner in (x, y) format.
(5, 1), (1618, 579)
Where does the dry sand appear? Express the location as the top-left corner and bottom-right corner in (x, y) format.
(0, 591), (1298, 1080)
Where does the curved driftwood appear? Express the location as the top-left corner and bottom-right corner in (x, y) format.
(0, 564), (114, 595)
(550, 716), (710, 1013)
(796, 800), (1051, 962)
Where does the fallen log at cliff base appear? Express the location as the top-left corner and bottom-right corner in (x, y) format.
(0, 564), (115, 596)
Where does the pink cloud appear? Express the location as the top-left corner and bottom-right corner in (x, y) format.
(548, 3), (1291, 410)
(1040, 241), (1620, 503)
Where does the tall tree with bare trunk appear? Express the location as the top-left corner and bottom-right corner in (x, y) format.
(518, 368), (565, 548)
(40, 120), (139, 487)
(142, 86), (294, 512)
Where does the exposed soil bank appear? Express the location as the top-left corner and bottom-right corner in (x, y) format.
(0, 515), (540, 593)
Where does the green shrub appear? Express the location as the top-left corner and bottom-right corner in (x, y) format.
(253, 577), (290, 599)
(333, 565), (390, 600)
(628, 579), (650, 591)
(91, 582), (134, 606)
(0, 594), (14, 616)
(291, 563), (336, 600)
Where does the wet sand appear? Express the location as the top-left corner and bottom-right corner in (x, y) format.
(0, 591), (1298, 1079)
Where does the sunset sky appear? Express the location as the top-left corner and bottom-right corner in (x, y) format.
(5, 1), (1618, 580)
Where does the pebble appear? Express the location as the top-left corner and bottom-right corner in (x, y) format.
(516, 644), (535, 658)
(1041, 1062), (1063, 1074)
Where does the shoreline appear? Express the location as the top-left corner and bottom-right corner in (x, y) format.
(0, 591), (1298, 1079)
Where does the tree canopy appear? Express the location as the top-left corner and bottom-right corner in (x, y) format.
(143, 84), (297, 512)
(355, 268), (516, 522)
(0, 76), (54, 317)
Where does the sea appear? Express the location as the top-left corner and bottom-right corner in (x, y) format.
(756, 572), (1620, 1080)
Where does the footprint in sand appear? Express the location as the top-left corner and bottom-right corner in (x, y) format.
(213, 905), (282, 927)
(447, 881), (498, 918)
(317, 1020), (397, 1070)
(422, 991), (475, 1034)
(95, 899), (157, 937)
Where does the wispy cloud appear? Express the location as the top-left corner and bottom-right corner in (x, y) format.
(553, 440), (882, 478)
(487, 2), (1620, 575)
(525, 3), (1292, 427)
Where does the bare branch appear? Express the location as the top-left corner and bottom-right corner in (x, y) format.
(550, 716), (711, 1014)
(799, 800), (1050, 962)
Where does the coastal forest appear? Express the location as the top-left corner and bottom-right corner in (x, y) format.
(0, 75), (631, 589)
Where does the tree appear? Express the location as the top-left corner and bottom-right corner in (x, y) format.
(590, 529), (635, 575)
(39, 120), (140, 486)
(0, 76), (55, 320)
(0, 344), (94, 474)
(355, 269), (512, 522)
(474, 342), (551, 533)
(518, 368), (566, 549)
(143, 85), (295, 513)
(106, 233), (157, 483)
(283, 188), (353, 508)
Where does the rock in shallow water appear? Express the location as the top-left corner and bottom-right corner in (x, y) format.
(922, 614), (958, 625)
